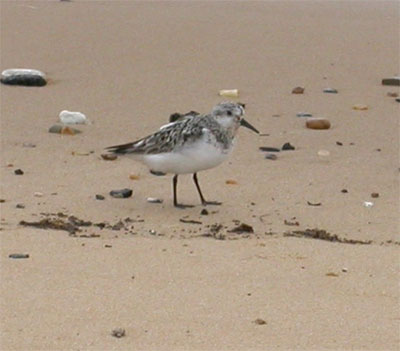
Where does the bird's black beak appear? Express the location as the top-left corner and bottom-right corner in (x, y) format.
(240, 118), (259, 134)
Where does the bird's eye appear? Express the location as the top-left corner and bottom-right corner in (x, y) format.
(227, 111), (232, 116)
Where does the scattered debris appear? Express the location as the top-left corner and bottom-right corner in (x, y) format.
(265, 153), (278, 160)
(147, 197), (163, 204)
(219, 89), (239, 97)
(225, 179), (238, 185)
(284, 228), (372, 244)
(229, 223), (254, 234)
(110, 189), (132, 199)
(323, 88), (338, 93)
(14, 169), (24, 175)
(296, 112), (313, 118)
(253, 318), (267, 325)
(282, 142), (295, 151)
(381, 77), (400, 86)
(9, 253), (29, 259)
(284, 219), (299, 226)
(1, 68), (47, 86)
(111, 328), (126, 338)
(292, 86), (305, 94)
(306, 118), (331, 130)
(180, 219), (202, 225)
(59, 110), (87, 125)
(325, 272), (339, 277)
(307, 201), (322, 206)
(352, 104), (368, 111)
(101, 153), (117, 161)
(201, 224), (225, 240)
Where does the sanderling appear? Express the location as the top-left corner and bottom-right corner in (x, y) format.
(106, 102), (259, 208)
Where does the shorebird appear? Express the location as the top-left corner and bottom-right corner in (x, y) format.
(106, 102), (259, 208)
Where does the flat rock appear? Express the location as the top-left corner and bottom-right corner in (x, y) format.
(292, 86), (304, 94)
(9, 253), (29, 259)
(382, 77), (400, 86)
(1, 69), (47, 86)
(110, 188), (132, 198)
(323, 88), (338, 93)
(306, 118), (331, 130)
(259, 146), (280, 152)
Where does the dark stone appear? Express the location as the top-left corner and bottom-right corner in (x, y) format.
(265, 154), (278, 160)
(111, 328), (126, 338)
(282, 142), (295, 151)
(323, 88), (338, 93)
(200, 209), (209, 215)
(259, 146), (280, 152)
(382, 77), (400, 86)
(150, 170), (166, 176)
(110, 188), (132, 198)
(1, 75), (46, 87)
(95, 194), (105, 200)
(16, 204), (25, 209)
(9, 253), (29, 259)
(14, 169), (24, 175)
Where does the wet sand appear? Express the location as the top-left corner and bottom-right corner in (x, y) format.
(1, 1), (399, 350)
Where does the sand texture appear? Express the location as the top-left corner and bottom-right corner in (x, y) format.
(1, 1), (399, 350)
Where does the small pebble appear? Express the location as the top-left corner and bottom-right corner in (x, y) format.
(253, 318), (267, 325)
(292, 86), (304, 94)
(225, 179), (238, 185)
(16, 203), (25, 209)
(265, 153), (278, 160)
(111, 328), (126, 338)
(363, 201), (374, 208)
(306, 118), (331, 130)
(396, 98), (400, 103)
(336, 141), (343, 146)
(101, 154), (117, 161)
(34, 192), (43, 197)
(147, 197), (163, 204)
(341, 189), (348, 193)
(110, 189), (132, 198)
(95, 194), (105, 200)
(1, 68), (46, 86)
(352, 104), (368, 110)
(323, 88), (338, 93)
(296, 112), (313, 118)
(219, 89), (239, 97)
(129, 174), (140, 180)
(14, 169), (24, 175)
(381, 77), (400, 86)
(371, 192), (379, 198)
(387, 92), (398, 97)
(22, 142), (36, 148)
(317, 150), (330, 157)
(200, 209), (209, 215)
(342, 268), (348, 273)
(59, 110), (87, 124)
(9, 253), (29, 259)
(282, 142), (295, 151)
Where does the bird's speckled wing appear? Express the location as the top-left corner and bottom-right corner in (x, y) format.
(106, 114), (208, 155)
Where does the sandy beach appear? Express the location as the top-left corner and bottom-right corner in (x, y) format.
(1, 1), (399, 350)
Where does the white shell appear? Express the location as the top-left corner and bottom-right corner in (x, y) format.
(1, 68), (45, 78)
(219, 89), (239, 97)
(59, 110), (87, 125)
(363, 201), (374, 208)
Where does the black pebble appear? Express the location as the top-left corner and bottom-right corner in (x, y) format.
(1, 75), (47, 87)
(110, 189), (132, 198)
(14, 169), (24, 175)
(282, 142), (295, 151)
(95, 194), (105, 200)
(9, 253), (29, 259)
(16, 204), (25, 209)
(259, 147), (280, 152)
(200, 209), (209, 215)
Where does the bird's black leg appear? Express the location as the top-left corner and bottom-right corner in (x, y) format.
(173, 174), (194, 209)
(193, 173), (222, 206)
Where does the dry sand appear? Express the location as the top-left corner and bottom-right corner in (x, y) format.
(1, 1), (399, 350)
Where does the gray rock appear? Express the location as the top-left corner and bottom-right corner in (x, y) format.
(110, 189), (132, 198)
(382, 77), (400, 86)
(282, 142), (295, 150)
(323, 88), (338, 93)
(1, 69), (46, 86)
(9, 253), (29, 259)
